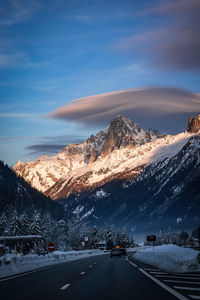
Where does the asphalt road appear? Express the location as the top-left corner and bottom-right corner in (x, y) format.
(1, 253), (199, 300)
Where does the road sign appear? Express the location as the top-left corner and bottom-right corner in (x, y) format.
(48, 242), (56, 252)
(147, 235), (156, 242)
(84, 237), (88, 242)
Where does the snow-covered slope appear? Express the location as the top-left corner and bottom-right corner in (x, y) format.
(133, 244), (200, 273)
(61, 132), (200, 233)
(46, 132), (192, 200)
(14, 114), (200, 202)
(14, 115), (162, 194)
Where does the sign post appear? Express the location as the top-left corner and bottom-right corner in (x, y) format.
(48, 242), (56, 253)
(147, 235), (156, 251)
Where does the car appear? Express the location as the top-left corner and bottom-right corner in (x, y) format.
(120, 248), (127, 256)
(110, 248), (121, 257)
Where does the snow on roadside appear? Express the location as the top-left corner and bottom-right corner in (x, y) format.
(133, 244), (200, 273)
(0, 249), (107, 279)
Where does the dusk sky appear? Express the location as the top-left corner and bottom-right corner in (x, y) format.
(0, 0), (200, 166)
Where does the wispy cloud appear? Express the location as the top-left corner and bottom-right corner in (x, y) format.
(0, 0), (41, 26)
(0, 53), (24, 68)
(0, 113), (37, 118)
(48, 87), (200, 133)
(0, 136), (37, 141)
(26, 135), (84, 155)
(114, 0), (200, 71)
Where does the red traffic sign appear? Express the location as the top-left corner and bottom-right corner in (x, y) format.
(48, 242), (56, 252)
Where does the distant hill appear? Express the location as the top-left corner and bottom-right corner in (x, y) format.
(0, 161), (65, 220)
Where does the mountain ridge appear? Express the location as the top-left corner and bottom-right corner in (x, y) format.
(13, 115), (162, 195)
(13, 114), (200, 201)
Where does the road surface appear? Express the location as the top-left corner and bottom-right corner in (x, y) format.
(1, 252), (200, 300)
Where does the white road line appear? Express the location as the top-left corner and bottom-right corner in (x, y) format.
(164, 280), (200, 285)
(155, 275), (200, 280)
(0, 263), (66, 282)
(80, 272), (85, 275)
(174, 286), (200, 291)
(129, 261), (137, 267)
(139, 269), (189, 300)
(89, 265), (92, 268)
(144, 268), (160, 271)
(150, 271), (167, 275)
(60, 283), (70, 290)
(173, 274), (200, 277)
(189, 295), (200, 299)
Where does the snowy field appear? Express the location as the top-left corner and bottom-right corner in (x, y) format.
(133, 244), (200, 273)
(0, 249), (107, 279)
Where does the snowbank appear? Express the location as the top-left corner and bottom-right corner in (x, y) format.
(0, 249), (106, 279)
(133, 244), (200, 273)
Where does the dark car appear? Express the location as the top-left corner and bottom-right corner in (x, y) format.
(120, 248), (127, 256)
(110, 248), (121, 257)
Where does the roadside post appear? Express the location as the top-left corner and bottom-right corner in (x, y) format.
(3, 239), (6, 259)
(84, 237), (88, 249)
(48, 242), (56, 257)
(147, 235), (156, 251)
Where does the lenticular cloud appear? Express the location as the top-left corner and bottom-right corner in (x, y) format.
(48, 87), (200, 133)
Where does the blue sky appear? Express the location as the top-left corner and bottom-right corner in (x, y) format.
(0, 0), (200, 166)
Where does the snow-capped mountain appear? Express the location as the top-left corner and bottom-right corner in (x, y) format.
(13, 115), (162, 194)
(14, 114), (200, 204)
(13, 113), (200, 233)
(61, 132), (200, 233)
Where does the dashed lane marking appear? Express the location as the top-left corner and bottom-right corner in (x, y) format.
(188, 295), (200, 299)
(60, 283), (70, 290)
(80, 272), (85, 275)
(155, 275), (200, 280)
(174, 286), (200, 292)
(89, 265), (92, 268)
(163, 280), (200, 285)
(144, 268), (161, 271)
(150, 271), (168, 275)
(139, 268), (189, 300)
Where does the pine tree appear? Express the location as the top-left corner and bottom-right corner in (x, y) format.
(0, 212), (9, 236)
(31, 210), (43, 236)
(52, 219), (68, 251)
(20, 212), (30, 235)
(30, 210), (47, 254)
(9, 210), (23, 236)
(68, 215), (90, 250)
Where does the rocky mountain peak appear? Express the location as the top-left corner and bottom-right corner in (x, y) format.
(186, 114), (200, 133)
(109, 115), (142, 134)
(13, 160), (25, 169)
(99, 115), (160, 158)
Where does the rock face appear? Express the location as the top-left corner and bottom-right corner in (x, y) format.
(186, 114), (200, 133)
(100, 115), (160, 157)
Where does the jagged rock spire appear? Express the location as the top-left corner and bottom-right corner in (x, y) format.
(186, 114), (200, 133)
